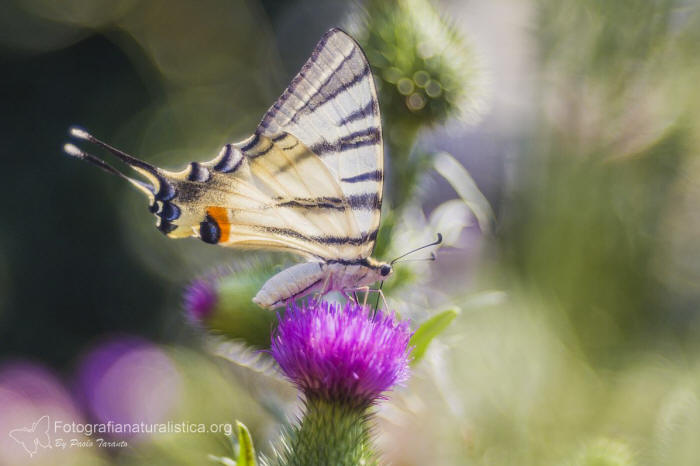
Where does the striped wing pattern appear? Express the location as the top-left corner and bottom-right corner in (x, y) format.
(147, 29), (383, 261)
(251, 28), (383, 258)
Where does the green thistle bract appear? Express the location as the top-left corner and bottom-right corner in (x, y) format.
(356, 0), (481, 128)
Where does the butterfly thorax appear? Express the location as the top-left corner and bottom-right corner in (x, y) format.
(326, 257), (392, 290)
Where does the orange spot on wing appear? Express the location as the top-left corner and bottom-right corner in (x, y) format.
(206, 206), (231, 243)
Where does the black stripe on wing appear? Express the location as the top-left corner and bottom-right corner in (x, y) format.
(276, 197), (345, 211)
(272, 193), (379, 211)
(289, 49), (371, 122)
(214, 145), (245, 173)
(309, 127), (380, 156)
(241, 133), (261, 152)
(260, 226), (378, 247)
(340, 170), (383, 183)
(347, 192), (380, 210)
(187, 162), (211, 182)
(249, 141), (274, 158)
(259, 29), (348, 130)
(337, 99), (379, 126)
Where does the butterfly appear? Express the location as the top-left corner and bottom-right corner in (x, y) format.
(65, 28), (439, 309)
(9, 415), (51, 457)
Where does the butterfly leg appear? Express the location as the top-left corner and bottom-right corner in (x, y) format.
(340, 286), (369, 306)
(364, 287), (388, 310)
(341, 288), (360, 304)
(343, 291), (354, 304)
(312, 273), (332, 302)
(355, 286), (371, 306)
(371, 288), (390, 311)
(343, 287), (388, 310)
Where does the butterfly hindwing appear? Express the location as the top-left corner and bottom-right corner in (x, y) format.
(148, 28), (383, 261)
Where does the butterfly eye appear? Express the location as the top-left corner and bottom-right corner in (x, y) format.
(380, 265), (392, 277)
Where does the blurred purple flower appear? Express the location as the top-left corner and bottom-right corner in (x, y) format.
(0, 362), (82, 462)
(75, 336), (181, 436)
(183, 278), (218, 321)
(271, 301), (412, 408)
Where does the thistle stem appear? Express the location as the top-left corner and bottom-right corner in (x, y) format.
(281, 397), (376, 466)
(386, 121), (423, 215)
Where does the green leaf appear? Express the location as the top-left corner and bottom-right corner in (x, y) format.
(235, 421), (256, 466)
(410, 308), (460, 364)
(434, 152), (494, 234)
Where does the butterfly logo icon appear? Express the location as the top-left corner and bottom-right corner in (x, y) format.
(8, 415), (52, 457)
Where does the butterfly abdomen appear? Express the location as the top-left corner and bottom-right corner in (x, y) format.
(253, 262), (327, 309)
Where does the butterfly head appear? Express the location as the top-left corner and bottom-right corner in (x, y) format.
(379, 263), (392, 277)
(365, 257), (393, 279)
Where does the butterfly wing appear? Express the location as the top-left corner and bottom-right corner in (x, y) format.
(145, 29), (383, 261)
(157, 132), (367, 260)
(68, 29), (383, 262)
(254, 27), (384, 259)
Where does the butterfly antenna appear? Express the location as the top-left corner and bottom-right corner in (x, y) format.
(393, 252), (437, 264)
(63, 143), (154, 193)
(390, 233), (443, 265)
(69, 127), (159, 175)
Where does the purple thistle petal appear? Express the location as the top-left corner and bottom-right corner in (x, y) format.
(183, 279), (218, 321)
(270, 301), (412, 407)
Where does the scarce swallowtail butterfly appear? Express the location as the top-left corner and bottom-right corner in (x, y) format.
(64, 28), (397, 309)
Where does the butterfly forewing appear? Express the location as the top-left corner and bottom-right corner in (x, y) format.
(254, 28), (383, 258)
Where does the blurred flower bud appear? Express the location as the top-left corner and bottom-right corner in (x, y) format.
(184, 258), (281, 348)
(348, 0), (484, 212)
(353, 0), (482, 130)
(184, 279), (218, 321)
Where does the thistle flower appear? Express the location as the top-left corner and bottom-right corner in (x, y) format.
(271, 300), (411, 408)
(267, 301), (412, 466)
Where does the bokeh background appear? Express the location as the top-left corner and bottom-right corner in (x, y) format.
(2, 0), (700, 465)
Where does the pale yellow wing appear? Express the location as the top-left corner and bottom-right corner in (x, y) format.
(67, 29), (383, 262)
(148, 131), (370, 261)
(255, 28), (383, 259)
